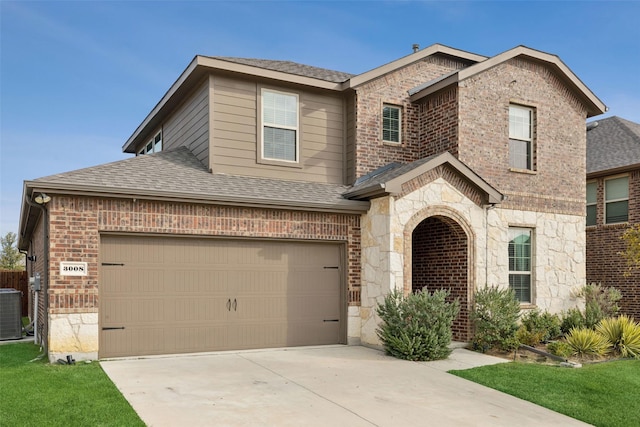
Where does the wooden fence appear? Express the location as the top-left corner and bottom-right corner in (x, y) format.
(0, 270), (29, 316)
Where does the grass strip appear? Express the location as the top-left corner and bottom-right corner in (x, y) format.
(450, 360), (640, 427)
(0, 343), (144, 427)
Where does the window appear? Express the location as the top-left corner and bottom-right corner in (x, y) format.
(509, 228), (532, 303)
(605, 176), (629, 224)
(586, 182), (597, 226)
(138, 131), (162, 155)
(262, 89), (298, 162)
(509, 105), (534, 170)
(382, 105), (401, 143)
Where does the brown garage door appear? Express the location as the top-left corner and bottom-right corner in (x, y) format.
(99, 235), (344, 358)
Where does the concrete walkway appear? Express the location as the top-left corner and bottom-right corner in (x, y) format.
(101, 345), (590, 427)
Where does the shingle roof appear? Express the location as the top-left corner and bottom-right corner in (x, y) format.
(586, 116), (640, 174)
(29, 147), (369, 212)
(210, 57), (355, 83)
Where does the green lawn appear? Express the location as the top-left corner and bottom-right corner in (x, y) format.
(0, 343), (144, 427)
(450, 360), (640, 427)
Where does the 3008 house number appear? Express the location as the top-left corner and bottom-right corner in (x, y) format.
(60, 262), (88, 276)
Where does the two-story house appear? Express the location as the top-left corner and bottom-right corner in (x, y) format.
(586, 116), (640, 319)
(18, 44), (606, 361)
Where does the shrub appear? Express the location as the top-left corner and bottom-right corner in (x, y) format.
(597, 315), (640, 359)
(376, 289), (459, 361)
(581, 283), (622, 328)
(520, 309), (562, 343)
(560, 308), (585, 334)
(470, 286), (520, 352)
(547, 341), (573, 358)
(516, 325), (545, 346)
(565, 327), (611, 358)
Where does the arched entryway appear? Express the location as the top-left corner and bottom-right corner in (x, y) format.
(409, 214), (472, 341)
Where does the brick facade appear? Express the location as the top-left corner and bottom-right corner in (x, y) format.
(38, 196), (362, 316)
(353, 55), (469, 178)
(586, 169), (640, 318)
(457, 58), (588, 216)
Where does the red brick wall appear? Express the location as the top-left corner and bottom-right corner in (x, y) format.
(586, 169), (640, 318)
(354, 55), (469, 178)
(42, 196), (362, 313)
(457, 58), (588, 216)
(412, 216), (470, 341)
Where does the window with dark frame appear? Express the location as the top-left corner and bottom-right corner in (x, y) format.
(509, 105), (534, 170)
(382, 105), (401, 143)
(586, 182), (597, 226)
(605, 176), (629, 224)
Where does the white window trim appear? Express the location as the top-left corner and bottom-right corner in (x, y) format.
(508, 104), (535, 171)
(586, 181), (597, 227)
(604, 174), (629, 224)
(259, 88), (300, 165)
(382, 104), (402, 144)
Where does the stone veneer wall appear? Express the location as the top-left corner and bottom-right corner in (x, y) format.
(40, 195), (361, 361)
(359, 175), (585, 346)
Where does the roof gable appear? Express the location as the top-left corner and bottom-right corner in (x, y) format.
(344, 152), (503, 205)
(409, 45), (607, 118)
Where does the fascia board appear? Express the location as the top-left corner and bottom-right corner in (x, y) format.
(587, 163), (640, 179)
(457, 46), (607, 117)
(23, 182), (371, 215)
(409, 73), (460, 102)
(346, 44), (486, 89)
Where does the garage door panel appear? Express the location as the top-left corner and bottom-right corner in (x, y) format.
(100, 236), (343, 358)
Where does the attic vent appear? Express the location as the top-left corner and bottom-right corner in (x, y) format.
(0, 289), (22, 340)
(412, 44), (420, 53)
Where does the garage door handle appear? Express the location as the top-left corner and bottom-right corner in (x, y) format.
(233, 298), (237, 311)
(323, 319), (339, 322)
(102, 326), (125, 330)
(227, 299), (231, 311)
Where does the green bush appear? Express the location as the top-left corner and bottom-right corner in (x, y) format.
(547, 340), (573, 358)
(470, 286), (520, 352)
(520, 309), (562, 343)
(376, 289), (459, 361)
(516, 325), (545, 346)
(561, 308), (585, 334)
(565, 327), (612, 358)
(596, 315), (640, 359)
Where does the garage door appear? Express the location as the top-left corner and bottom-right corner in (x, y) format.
(99, 235), (344, 358)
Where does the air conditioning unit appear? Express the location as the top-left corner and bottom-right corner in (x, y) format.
(0, 289), (23, 340)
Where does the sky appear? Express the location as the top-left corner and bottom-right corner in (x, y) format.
(1, 0), (639, 238)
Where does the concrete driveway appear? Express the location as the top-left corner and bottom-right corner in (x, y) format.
(101, 345), (589, 427)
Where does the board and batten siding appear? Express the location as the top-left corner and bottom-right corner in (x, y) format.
(163, 77), (210, 166)
(211, 75), (346, 184)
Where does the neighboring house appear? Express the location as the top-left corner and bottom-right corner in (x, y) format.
(18, 44), (606, 361)
(586, 116), (640, 319)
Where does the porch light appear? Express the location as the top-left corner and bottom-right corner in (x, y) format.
(34, 193), (51, 205)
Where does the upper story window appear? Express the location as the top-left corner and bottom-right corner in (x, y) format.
(508, 227), (533, 304)
(605, 176), (629, 224)
(509, 105), (535, 170)
(586, 181), (597, 226)
(262, 89), (298, 162)
(138, 131), (162, 155)
(382, 105), (401, 143)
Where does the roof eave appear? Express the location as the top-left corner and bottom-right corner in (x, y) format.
(409, 73), (460, 103)
(587, 163), (640, 179)
(345, 44), (486, 89)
